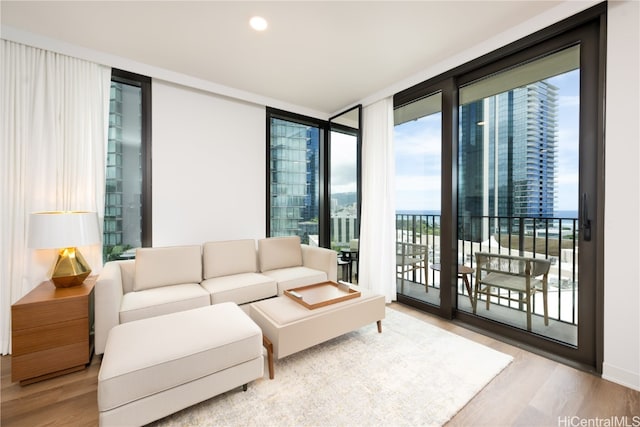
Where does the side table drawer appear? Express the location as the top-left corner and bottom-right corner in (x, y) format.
(12, 318), (88, 356)
(12, 297), (89, 330)
(12, 342), (89, 383)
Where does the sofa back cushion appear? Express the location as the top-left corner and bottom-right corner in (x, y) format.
(120, 259), (137, 294)
(203, 239), (257, 279)
(134, 245), (202, 291)
(258, 236), (303, 272)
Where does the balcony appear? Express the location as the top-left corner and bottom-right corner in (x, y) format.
(396, 213), (578, 345)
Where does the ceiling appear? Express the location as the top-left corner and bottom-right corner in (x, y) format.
(1, 1), (567, 116)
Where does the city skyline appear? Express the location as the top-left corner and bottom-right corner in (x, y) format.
(394, 69), (579, 215)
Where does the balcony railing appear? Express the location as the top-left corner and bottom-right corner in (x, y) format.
(396, 213), (579, 327)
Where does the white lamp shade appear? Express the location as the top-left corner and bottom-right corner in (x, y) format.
(28, 211), (101, 249)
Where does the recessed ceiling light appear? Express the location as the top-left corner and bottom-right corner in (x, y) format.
(250, 16), (268, 31)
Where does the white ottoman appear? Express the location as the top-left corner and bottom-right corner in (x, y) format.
(250, 285), (385, 377)
(98, 303), (263, 427)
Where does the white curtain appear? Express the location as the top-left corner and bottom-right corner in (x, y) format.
(358, 97), (396, 303)
(1, 40), (111, 354)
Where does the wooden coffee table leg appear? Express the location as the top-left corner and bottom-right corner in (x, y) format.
(377, 320), (382, 333)
(263, 335), (274, 379)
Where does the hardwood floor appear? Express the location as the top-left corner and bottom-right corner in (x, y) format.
(1, 303), (638, 427)
(392, 304), (640, 426)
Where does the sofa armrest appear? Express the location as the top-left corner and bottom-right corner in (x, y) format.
(301, 245), (337, 282)
(94, 261), (125, 355)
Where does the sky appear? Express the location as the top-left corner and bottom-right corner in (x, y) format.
(394, 69), (580, 214)
(330, 131), (358, 194)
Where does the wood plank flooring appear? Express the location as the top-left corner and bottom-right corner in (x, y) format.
(1, 302), (638, 427)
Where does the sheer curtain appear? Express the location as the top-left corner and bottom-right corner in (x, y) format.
(358, 97), (396, 303)
(1, 40), (111, 354)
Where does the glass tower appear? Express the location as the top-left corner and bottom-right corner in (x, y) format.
(459, 81), (558, 221)
(104, 81), (142, 261)
(269, 118), (319, 243)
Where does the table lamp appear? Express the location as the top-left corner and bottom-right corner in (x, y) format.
(28, 211), (101, 288)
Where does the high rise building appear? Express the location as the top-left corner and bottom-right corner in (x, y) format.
(269, 118), (319, 243)
(104, 82), (142, 261)
(459, 81), (558, 224)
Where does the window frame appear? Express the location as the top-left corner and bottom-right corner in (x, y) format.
(108, 69), (152, 253)
(266, 107), (362, 250)
(328, 105), (363, 250)
(266, 108), (328, 245)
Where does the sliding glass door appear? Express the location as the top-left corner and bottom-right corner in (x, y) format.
(394, 92), (442, 307)
(457, 46), (581, 345)
(393, 10), (604, 369)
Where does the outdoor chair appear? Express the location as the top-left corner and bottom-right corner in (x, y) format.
(474, 252), (551, 331)
(396, 242), (429, 293)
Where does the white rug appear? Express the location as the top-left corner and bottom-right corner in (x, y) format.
(150, 307), (512, 427)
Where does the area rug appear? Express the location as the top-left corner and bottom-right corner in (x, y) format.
(150, 307), (512, 427)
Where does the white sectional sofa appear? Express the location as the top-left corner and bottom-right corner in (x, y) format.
(95, 236), (337, 355)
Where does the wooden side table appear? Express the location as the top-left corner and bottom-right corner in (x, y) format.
(11, 276), (96, 385)
(430, 264), (475, 307)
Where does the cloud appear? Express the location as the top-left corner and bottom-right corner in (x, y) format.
(395, 175), (442, 211)
(394, 123), (441, 157)
(330, 131), (357, 193)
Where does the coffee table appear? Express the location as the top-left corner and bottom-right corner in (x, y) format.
(250, 283), (385, 379)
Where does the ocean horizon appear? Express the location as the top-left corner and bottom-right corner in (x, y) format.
(396, 209), (579, 219)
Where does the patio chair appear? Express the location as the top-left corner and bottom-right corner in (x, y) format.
(339, 239), (359, 283)
(474, 252), (551, 331)
(396, 242), (429, 293)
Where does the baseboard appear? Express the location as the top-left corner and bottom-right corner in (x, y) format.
(602, 362), (640, 391)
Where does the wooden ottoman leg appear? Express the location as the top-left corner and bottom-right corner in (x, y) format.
(377, 320), (382, 333)
(263, 335), (274, 379)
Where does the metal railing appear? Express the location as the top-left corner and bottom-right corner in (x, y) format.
(396, 213), (579, 325)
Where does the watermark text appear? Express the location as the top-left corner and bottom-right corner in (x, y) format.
(558, 416), (640, 427)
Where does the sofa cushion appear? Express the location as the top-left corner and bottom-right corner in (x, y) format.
(120, 284), (210, 323)
(119, 259), (136, 294)
(201, 272), (277, 305)
(258, 236), (303, 272)
(203, 239), (257, 279)
(261, 266), (327, 295)
(134, 245), (202, 291)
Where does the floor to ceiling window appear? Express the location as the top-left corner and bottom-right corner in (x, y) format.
(267, 107), (362, 275)
(329, 106), (361, 283)
(457, 46), (580, 346)
(104, 69), (151, 261)
(394, 92), (442, 305)
(267, 110), (322, 245)
(329, 129), (358, 249)
(393, 5), (604, 370)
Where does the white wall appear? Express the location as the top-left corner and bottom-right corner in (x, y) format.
(602, 0), (640, 391)
(152, 80), (266, 246)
